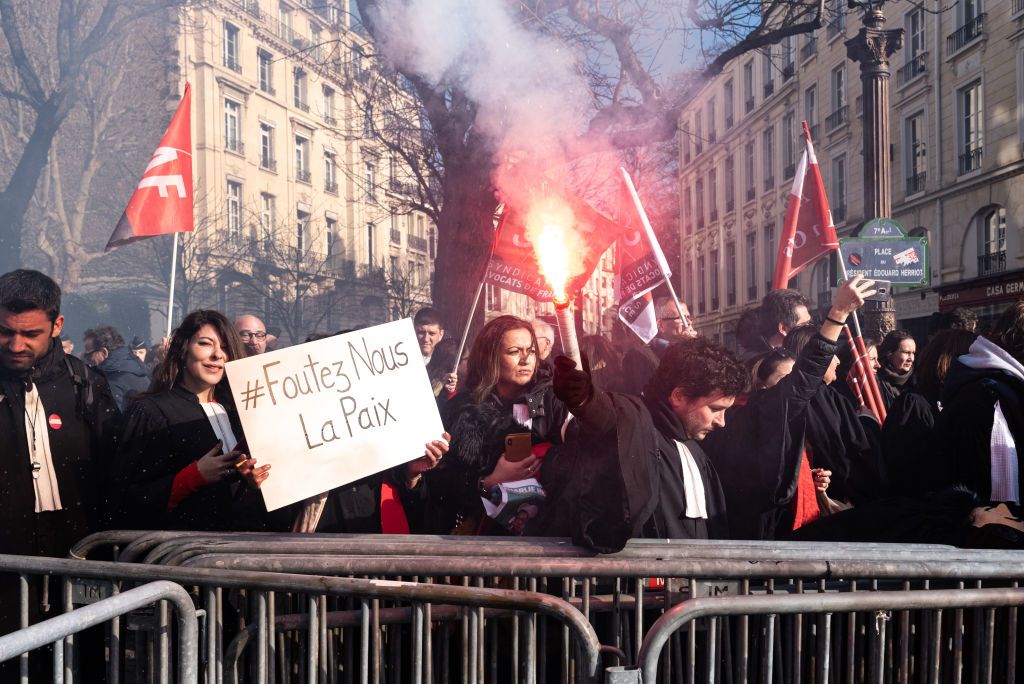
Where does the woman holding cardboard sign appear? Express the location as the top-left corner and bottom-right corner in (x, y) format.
(109, 310), (275, 531)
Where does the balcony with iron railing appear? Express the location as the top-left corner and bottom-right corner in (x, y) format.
(896, 53), (927, 86)
(725, 114), (734, 129)
(709, 209), (719, 223)
(711, 296), (720, 311)
(390, 229), (401, 245)
(296, 168), (311, 184)
(763, 177), (774, 192)
(323, 115), (337, 126)
(725, 198), (735, 213)
(746, 186), (756, 202)
(259, 156), (276, 172)
(801, 38), (817, 61)
(745, 96), (755, 114)
(784, 163), (796, 180)
(242, 0), (261, 19)
(979, 252), (1007, 276)
(325, 180), (338, 194)
(826, 105), (848, 131)
(1015, 0), (1024, 18)
(906, 171), (926, 195)
(782, 64), (794, 82)
(727, 289), (737, 307)
(763, 81), (775, 98)
(947, 14), (986, 54)
(260, 83), (276, 97)
(827, 15), (845, 39)
(295, 99), (309, 113)
(958, 146), (983, 175)
(408, 235), (428, 252)
(225, 56), (242, 74)
(225, 138), (244, 156)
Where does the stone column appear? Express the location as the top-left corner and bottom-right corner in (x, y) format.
(845, 8), (903, 340)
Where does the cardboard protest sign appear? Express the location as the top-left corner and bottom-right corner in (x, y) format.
(224, 319), (444, 511)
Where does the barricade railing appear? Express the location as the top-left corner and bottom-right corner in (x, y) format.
(0, 580), (198, 684)
(57, 532), (1024, 682)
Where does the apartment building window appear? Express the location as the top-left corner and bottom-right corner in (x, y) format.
(296, 209), (309, 253)
(745, 232), (757, 301)
(762, 126), (775, 191)
(827, 0), (846, 38)
(683, 185), (692, 233)
(724, 155), (735, 212)
(724, 79), (734, 128)
(364, 162), (376, 201)
(324, 151), (337, 193)
(227, 181), (242, 243)
(831, 155), (847, 222)
(958, 81), (983, 174)
(294, 68), (308, 111)
(258, 50), (274, 94)
(782, 36), (795, 79)
(223, 22), (240, 72)
(762, 48), (775, 98)
(782, 112), (796, 179)
(744, 140), (756, 201)
(363, 104), (374, 137)
(698, 255), (707, 314)
(708, 168), (718, 222)
(828, 65), (847, 130)
(260, 193), (276, 238)
(743, 61), (755, 113)
(322, 87), (336, 124)
(726, 242), (737, 306)
(978, 206), (1006, 275)
(763, 223), (776, 294)
(805, 85), (818, 139)
(695, 177), (705, 229)
(905, 112), (927, 194)
(326, 217), (337, 257)
(707, 97), (717, 142)
(694, 111), (704, 154)
(224, 99), (242, 154)
(259, 122), (275, 171)
(279, 4), (293, 39)
(899, 8), (927, 85)
(351, 45), (365, 81)
(710, 249), (720, 310)
(295, 135), (310, 183)
(949, 0), (985, 54)
(684, 261), (695, 310)
(366, 223), (376, 266)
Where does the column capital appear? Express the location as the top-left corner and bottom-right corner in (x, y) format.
(845, 26), (904, 69)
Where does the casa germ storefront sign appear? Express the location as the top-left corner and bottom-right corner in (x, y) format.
(937, 269), (1024, 311)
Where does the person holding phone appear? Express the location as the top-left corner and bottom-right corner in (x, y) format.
(109, 310), (273, 531)
(428, 315), (570, 535)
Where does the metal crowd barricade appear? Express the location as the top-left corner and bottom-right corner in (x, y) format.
(61, 530), (1024, 683)
(0, 580), (198, 684)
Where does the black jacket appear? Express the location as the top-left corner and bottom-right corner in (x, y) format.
(314, 469), (430, 534)
(427, 380), (569, 534)
(98, 345), (149, 412)
(110, 384), (275, 531)
(0, 340), (119, 557)
(881, 390), (940, 496)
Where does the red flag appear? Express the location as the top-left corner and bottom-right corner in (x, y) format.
(843, 326), (886, 423)
(615, 175), (670, 343)
(772, 123), (839, 290)
(106, 83), (194, 251)
(484, 191), (621, 302)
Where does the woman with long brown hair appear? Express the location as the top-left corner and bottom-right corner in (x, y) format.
(109, 310), (272, 530)
(428, 315), (570, 534)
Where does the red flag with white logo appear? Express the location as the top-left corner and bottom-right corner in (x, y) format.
(615, 175), (670, 343)
(483, 191), (621, 302)
(105, 83), (194, 251)
(772, 123), (839, 290)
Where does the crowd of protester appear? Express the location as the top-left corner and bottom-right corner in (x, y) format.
(3, 266), (1024, 582)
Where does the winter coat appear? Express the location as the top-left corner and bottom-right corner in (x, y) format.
(0, 339), (119, 557)
(881, 390), (940, 496)
(877, 365), (914, 411)
(932, 337), (1024, 501)
(109, 384), (276, 531)
(313, 469), (431, 534)
(98, 345), (150, 412)
(619, 341), (661, 396)
(426, 380), (569, 534)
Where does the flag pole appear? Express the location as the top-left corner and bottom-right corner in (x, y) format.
(619, 167), (692, 331)
(165, 232), (179, 339)
(451, 280), (483, 375)
(838, 254), (887, 421)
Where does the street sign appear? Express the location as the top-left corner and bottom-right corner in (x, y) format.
(839, 237), (929, 286)
(859, 217), (907, 239)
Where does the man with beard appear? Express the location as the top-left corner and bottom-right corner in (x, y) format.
(0, 270), (119, 674)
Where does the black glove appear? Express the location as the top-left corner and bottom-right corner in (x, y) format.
(552, 353), (593, 410)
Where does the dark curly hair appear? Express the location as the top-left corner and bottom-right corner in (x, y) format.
(759, 289), (809, 340)
(646, 337), (749, 401)
(992, 300), (1024, 364)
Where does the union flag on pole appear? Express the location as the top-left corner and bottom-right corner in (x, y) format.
(105, 83), (194, 251)
(615, 173), (671, 343)
(483, 190), (621, 302)
(771, 122), (839, 290)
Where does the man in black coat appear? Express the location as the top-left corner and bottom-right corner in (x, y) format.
(83, 324), (150, 412)
(0, 270), (120, 637)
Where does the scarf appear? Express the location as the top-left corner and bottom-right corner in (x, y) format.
(879, 365), (912, 387)
(645, 397), (709, 519)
